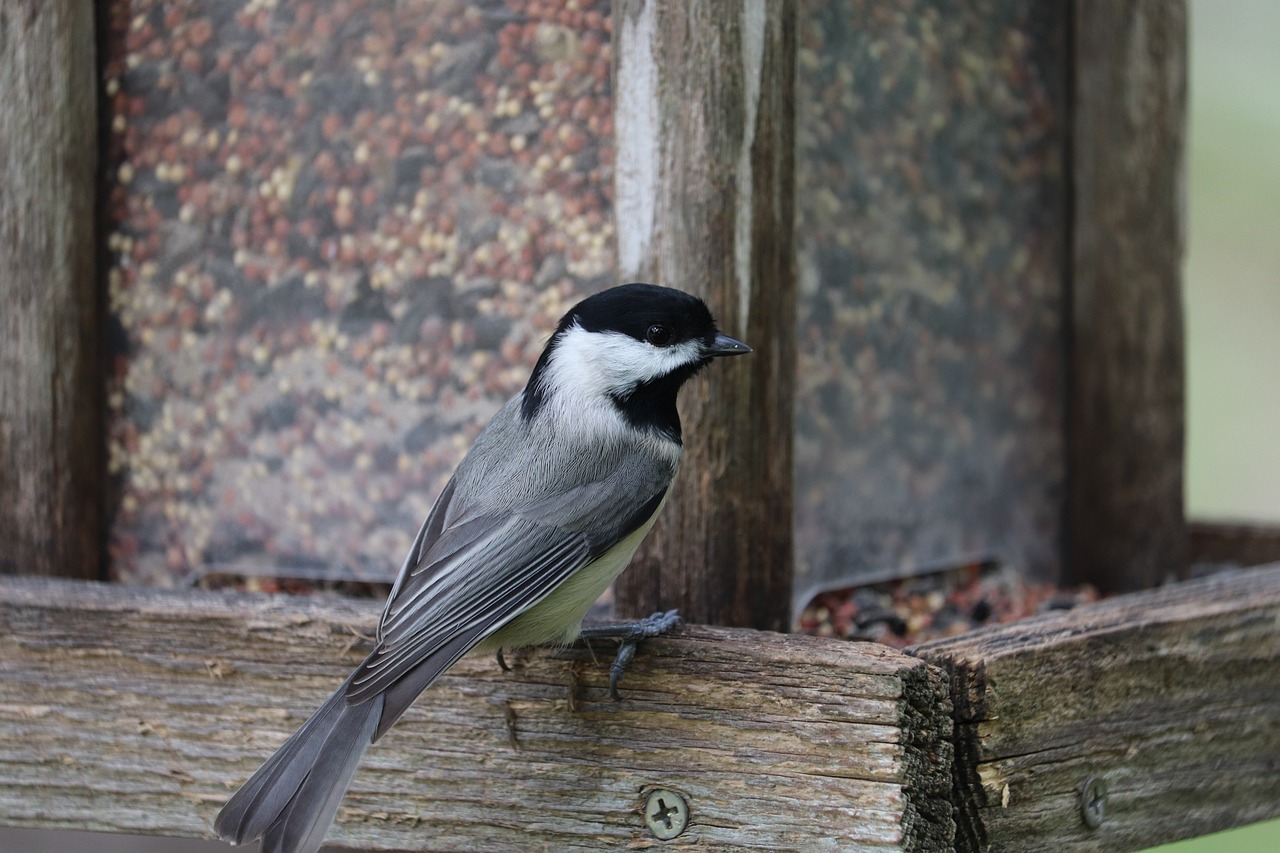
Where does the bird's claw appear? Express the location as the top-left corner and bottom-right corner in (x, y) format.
(579, 609), (682, 701)
(606, 642), (637, 701)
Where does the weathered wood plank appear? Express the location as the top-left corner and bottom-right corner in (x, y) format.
(1189, 521), (1280, 568)
(0, 578), (953, 852)
(612, 0), (797, 631)
(1065, 0), (1188, 592)
(0, 1), (104, 579)
(911, 564), (1280, 853)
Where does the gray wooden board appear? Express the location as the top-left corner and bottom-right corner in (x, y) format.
(0, 578), (953, 852)
(1066, 0), (1188, 592)
(612, 0), (797, 630)
(912, 564), (1280, 853)
(0, 0), (103, 579)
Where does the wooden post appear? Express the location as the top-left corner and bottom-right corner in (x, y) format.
(612, 0), (797, 631)
(0, 577), (953, 852)
(913, 564), (1280, 853)
(0, 1), (103, 579)
(1066, 0), (1188, 592)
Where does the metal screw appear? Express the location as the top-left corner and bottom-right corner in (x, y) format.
(1080, 775), (1109, 829)
(643, 788), (689, 840)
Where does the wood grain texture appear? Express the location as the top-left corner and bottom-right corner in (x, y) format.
(612, 0), (797, 631)
(0, 577), (953, 852)
(1189, 521), (1280, 569)
(1066, 0), (1188, 592)
(0, 1), (104, 579)
(912, 564), (1280, 853)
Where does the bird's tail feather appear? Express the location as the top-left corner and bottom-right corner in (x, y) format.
(215, 673), (383, 853)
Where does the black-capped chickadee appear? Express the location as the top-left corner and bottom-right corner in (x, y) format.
(215, 283), (751, 853)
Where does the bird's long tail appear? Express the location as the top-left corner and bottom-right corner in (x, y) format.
(215, 673), (382, 853)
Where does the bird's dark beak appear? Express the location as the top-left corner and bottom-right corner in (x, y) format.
(707, 333), (752, 357)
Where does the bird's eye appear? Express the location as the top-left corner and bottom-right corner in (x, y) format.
(645, 324), (673, 347)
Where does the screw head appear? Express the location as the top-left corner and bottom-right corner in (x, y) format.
(1080, 775), (1109, 829)
(643, 788), (689, 840)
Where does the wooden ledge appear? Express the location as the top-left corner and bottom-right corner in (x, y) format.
(0, 578), (952, 851)
(3, 568), (1277, 852)
(912, 564), (1280, 853)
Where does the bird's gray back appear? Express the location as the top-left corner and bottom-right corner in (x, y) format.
(445, 394), (681, 537)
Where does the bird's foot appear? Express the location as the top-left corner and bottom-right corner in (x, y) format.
(578, 610), (681, 700)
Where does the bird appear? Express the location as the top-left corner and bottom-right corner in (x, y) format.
(214, 282), (751, 853)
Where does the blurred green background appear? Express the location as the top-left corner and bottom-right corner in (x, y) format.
(1153, 0), (1280, 850)
(1184, 0), (1280, 526)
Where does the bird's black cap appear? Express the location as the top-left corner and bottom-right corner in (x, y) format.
(520, 283), (750, 439)
(569, 283), (717, 346)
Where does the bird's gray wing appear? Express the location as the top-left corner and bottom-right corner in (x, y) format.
(351, 512), (592, 700)
(345, 465), (671, 739)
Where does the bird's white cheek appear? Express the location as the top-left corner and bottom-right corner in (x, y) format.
(609, 339), (703, 386)
(547, 325), (703, 396)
